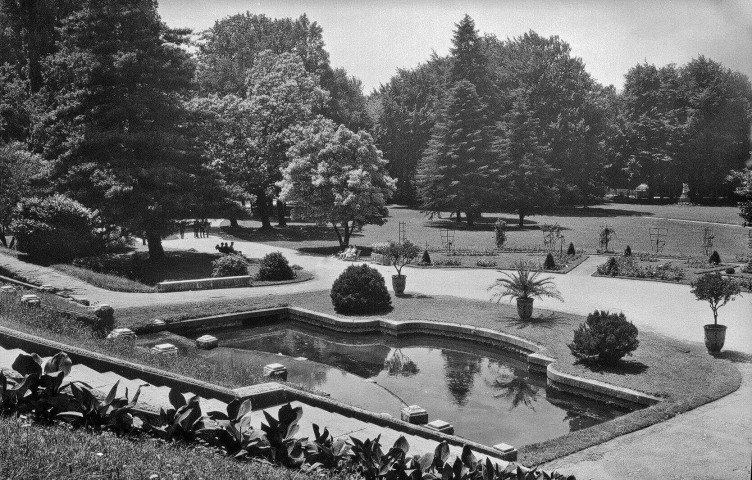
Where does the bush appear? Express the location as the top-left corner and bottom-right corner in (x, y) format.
(421, 249), (431, 264)
(543, 253), (556, 270)
(568, 310), (640, 365)
(743, 261), (752, 274)
(10, 194), (99, 262)
(598, 257), (620, 276)
(725, 267), (735, 274)
(494, 219), (507, 248)
(257, 252), (295, 281)
(708, 251), (721, 265)
(624, 245), (632, 257)
(330, 264), (391, 314)
(476, 259), (497, 267)
(211, 254), (249, 277)
(567, 242), (576, 255)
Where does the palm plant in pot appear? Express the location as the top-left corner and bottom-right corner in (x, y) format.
(382, 240), (421, 296)
(691, 272), (741, 354)
(489, 261), (563, 319)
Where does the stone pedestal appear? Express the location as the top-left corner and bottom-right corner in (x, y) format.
(152, 343), (179, 355)
(106, 328), (136, 348)
(493, 443), (515, 454)
(426, 419), (454, 435)
(20, 294), (41, 307)
(196, 334), (218, 349)
(263, 363), (288, 380)
(0, 285), (16, 293)
(40, 284), (55, 293)
(400, 405), (428, 425)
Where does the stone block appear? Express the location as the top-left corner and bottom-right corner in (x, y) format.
(426, 419), (454, 435)
(400, 405), (428, 425)
(152, 343), (179, 355)
(196, 334), (218, 349)
(20, 294), (41, 307)
(106, 328), (136, 347)
(1, 285), (16, 293)
(263, 363), (288, 380)
(493, 443), (515, 454)
(40, 284), (56, 293)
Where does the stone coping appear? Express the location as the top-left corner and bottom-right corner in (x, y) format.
(156, 275), (252, 292)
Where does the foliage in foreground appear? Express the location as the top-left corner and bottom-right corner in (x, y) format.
(330, 264), (392, 314)
(0, 351), (573, 480)
(568, 311), (640, 365)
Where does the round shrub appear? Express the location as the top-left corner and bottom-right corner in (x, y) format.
(708, 250), (721, 265)
(543, 252), (556, 270)
(211, 254), (249, 277)
(421, 249), (431, 265)
(10, 194), (99, 262)
(330, 264), (391, 314)
(568, 310), (640, 365)
(257, 251), (294, 281)
(725, 267), (735, 274)
(567, 242), (576, 255)
(624, 245), (632, 257)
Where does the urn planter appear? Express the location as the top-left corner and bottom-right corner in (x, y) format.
(392, 274), (406, 296)
(516, 297), (534, 320)
(703, 324), (727, 354)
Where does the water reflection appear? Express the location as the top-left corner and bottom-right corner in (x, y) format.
(384, 349), (420, 377)
(441, 349), (482, 407)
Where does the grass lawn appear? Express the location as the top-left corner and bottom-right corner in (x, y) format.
(226, 204), (751, 260)
(0, 414), (330, 480)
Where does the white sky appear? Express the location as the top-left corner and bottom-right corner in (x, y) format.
(158, 0), (752, 93)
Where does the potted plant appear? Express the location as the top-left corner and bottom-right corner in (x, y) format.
(382, 240), (421, 296)
(691, 272), (741, 354)
(489, 262), (563, 320)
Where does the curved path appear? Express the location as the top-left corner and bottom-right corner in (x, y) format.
(1, 235), (751, 478)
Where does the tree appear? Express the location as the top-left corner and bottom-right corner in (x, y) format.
(32, 0), (211, 260)
(0, 142), (43, 246)
(493, 95), (558, 226)
(449, 14), (492, 102)
(279, 121), (396, 248)
(190, 51), (327, 230)
(691, 273), (741, 325)
(728, 168), (752, 224)
(416, 80), (493, 225)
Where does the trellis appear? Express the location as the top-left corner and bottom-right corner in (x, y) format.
(649, 227), (668, 253)
(599, 225), (616, 252)
(702, 227), (714, 256)
(440, 228), (455, 252)
(398, 222), (407, 244)
(541, 224), (564, 252)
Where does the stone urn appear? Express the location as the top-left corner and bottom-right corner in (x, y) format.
(703, 324), (727, 354)
(392, 275), (407, 296)
(516, 297), (534, 320)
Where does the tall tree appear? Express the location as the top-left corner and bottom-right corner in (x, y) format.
(493, 94), (558, 227)
(0, 142), (43, 246)
(32, 0), (211, 260)
(416, 80), (493, 225)
(279, 120), (396, 248)
(449, 14), (491, 97)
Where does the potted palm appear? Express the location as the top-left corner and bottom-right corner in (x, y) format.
(691, 272), (741, 354)
(489, 262), (563, 319)
(383, 240), (421, 296)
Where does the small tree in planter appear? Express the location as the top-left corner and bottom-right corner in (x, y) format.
(382, 240), (421, 295)
(489, 262), (563, 320)
(691, 272), (741, 353)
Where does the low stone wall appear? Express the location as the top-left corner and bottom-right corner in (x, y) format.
(156, 275), (252, 292)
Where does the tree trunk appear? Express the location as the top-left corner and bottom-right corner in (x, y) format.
(276, 200), (287, 227)
(256, 190), (272, 230)
(518, 211), (525, 228)
(0, 226), (6, 247)
(333, 224), (345, 248)
(455, 210), (462, 223)
(146, 232), (165, 261)
(466, 211), (474, 227)
(343, 221), (352, 247)
(229, 217), (239, 228)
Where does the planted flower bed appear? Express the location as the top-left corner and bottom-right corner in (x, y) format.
(411, 249), (587, 273)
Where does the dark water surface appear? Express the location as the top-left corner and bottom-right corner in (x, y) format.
(202, 322), (632, 447)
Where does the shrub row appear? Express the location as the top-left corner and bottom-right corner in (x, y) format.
(596, 256), (684, 281)
(0, 351), (572, 480)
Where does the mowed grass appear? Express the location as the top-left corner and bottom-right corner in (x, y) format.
(229, 204), (750, 259)
(0, 414), (334, 480)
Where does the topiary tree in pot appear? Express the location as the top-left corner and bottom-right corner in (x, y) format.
(382, 240), (421, 296)
(489, 262), (563, 320)
(691, 272), (741, 354)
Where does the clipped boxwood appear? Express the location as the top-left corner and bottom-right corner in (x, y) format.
(331, 264), (391, 314)
(257, 251), (294, 281)
(543, 253), (556, 270)
(568, 310), (639, 365)
(211, 254), (249, 277)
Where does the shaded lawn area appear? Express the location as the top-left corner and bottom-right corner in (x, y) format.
(0, 414), (325, 480)
(227, 204), (748, 260)
(120, 289), (743, 467)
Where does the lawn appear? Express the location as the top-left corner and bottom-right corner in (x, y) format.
(226, 203), (751, 259)
(0, 414), (329, 480)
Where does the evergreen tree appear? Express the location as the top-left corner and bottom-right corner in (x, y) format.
(416, 80), (493, 225)
(493, 94), (559, 227)
(450, 15), (488, 92)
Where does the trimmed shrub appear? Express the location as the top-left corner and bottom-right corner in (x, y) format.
(708, 251), (721, 265)
(211, 254), (248, 277)
(494, 219), (507, 248)
(598, 257), (620, 276)
(476, 258), (497, 267)
(330, 264), (391, 314)
(543, 253), (556, 270)
(725, 267), (735, 274)
(568, 310), (640, 365)
(10, 194), (99, 262)
(257, 252), (295, 281)
(421, 249), (431, 264)
(624, 245), (632, 257)
(567, 242), (576, 255)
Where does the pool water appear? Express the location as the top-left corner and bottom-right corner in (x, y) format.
(195, 322), (632, 447)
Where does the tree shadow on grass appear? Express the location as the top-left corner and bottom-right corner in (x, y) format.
(219, 225), (340, 243)
(395, 293), (434, 299)
(713, 350), (752, 364)
(498, 312), (569, 330)
(576, 358), (649, 376)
